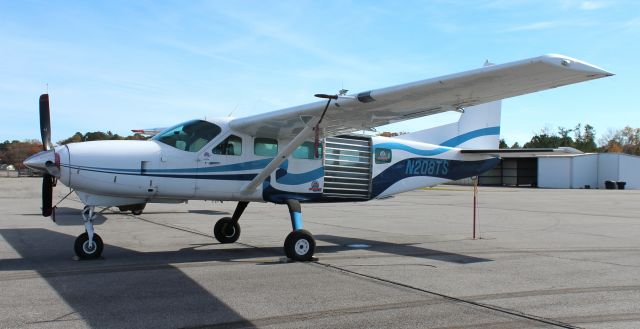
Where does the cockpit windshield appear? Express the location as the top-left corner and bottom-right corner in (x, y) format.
(153, 120), (221, 152)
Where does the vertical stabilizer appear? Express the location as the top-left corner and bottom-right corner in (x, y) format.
(396, 100), (501, 149)
(396, 60), (501, 149)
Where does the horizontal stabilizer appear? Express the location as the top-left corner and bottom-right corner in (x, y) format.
(461, 147), (583, 158)
(131, 128), (165, 136)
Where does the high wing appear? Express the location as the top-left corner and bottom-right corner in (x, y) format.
(229, 54), (612, 140)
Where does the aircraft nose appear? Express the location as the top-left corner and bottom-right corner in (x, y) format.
(24, 149), (56, 172)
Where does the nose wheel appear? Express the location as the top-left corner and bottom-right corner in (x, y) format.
(74, 206), (104, 259)
(74, 232), (104, 259)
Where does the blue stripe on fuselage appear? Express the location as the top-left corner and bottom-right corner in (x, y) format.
(371, 157), (500, 198)
(275, 167), (324, 185)
(373, 126), (500, 156)
(64, 158), (323, 184)
(67, 158), (274, 174)
(440, 126), (500, 147)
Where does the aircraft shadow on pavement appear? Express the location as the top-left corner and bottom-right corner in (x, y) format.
(187, 210), (230, 216)
(315, 235), (492, 264)
(0, 228), (489, 326)
(0, 228), (255, 328)
(31, 207), (231, 226)
(42, 207), (109, 226)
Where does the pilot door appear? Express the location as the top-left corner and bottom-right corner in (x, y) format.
(322, 135), (373, 199)
(196, 134), (246, 200)
(156, 150), (197, 198)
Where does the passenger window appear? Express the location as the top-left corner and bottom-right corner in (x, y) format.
(293, 141), (322, 159)
(212, 135), (242, 156)
(374, 148), (392, 164)
(254, 138), (278, 157)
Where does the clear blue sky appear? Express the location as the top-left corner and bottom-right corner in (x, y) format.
(1, 0), (637, 146)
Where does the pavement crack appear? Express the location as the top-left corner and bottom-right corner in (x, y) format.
(181, 299), (445, 329)
(314, 261), (582, 329)
(29, 311), (81, 324)
(534, 252), (640, 268)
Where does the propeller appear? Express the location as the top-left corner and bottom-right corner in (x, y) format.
(42, 174), (54, 217)
(39, 94), (54, 217)
(40, 94), (52, 151)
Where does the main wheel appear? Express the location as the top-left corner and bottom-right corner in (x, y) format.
(214, 217), (241, 243)
(74, 232), (104, 259)
(284, 229), (315, 261)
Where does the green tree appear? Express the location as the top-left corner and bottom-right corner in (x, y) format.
(58, 131), (149, 145)
(573, 124), (597, 152)
(58, 132), (84, 145)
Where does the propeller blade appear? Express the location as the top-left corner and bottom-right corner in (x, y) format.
(39, 94), (51, 151)
(42, 174), (54, 217)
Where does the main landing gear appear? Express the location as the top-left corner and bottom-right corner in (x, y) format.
(213, 201), (246, 243)
(212, 200), (316, 261)
(74, 206), (104, 259)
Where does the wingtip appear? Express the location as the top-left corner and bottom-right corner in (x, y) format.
(541, 54), (614, 77)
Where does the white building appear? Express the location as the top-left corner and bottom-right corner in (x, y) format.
(452, 153), (640, 189)
(538, 153), (640, 189)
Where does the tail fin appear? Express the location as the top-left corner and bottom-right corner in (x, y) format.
(396, 100), (501, 149)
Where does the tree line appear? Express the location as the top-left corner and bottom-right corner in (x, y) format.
(2, 125), (640, 169)
(499, 124), (640, 155)
(0, 131), (147, 169)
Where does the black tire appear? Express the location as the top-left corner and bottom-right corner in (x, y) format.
(74, 232), (104, 259)
(132, 203), (146, 215)
(119, 204), (146, 215)
(284, 229), (315, 261)
(214, 217), (241, 243)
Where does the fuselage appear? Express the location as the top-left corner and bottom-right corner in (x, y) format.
(44, 118), (498, 206)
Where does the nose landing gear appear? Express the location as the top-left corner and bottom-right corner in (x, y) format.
(74, 206), (103, 259)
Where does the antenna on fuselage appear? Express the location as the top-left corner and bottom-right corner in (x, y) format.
(228, 104), (239, 117)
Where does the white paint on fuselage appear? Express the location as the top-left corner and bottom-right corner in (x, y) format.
(56, 119), (494, 207)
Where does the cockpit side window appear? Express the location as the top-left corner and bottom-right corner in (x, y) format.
(153, 120), (221, 152)
(212, 135), (242, 156)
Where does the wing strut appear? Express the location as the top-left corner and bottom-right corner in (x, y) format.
(240, 117), (319, 195)
(313, 94), (338, 158)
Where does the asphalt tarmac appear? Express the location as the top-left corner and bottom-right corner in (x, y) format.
(1, 177), (640, 328)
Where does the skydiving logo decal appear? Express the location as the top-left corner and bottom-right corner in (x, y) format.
(308, 180), (322, 192)
(375, 148), (392, 164)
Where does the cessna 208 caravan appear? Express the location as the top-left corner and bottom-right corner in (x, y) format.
(24, 54), (612, 261)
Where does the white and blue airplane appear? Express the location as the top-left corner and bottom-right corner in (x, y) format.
(24, 54), (612, 261)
